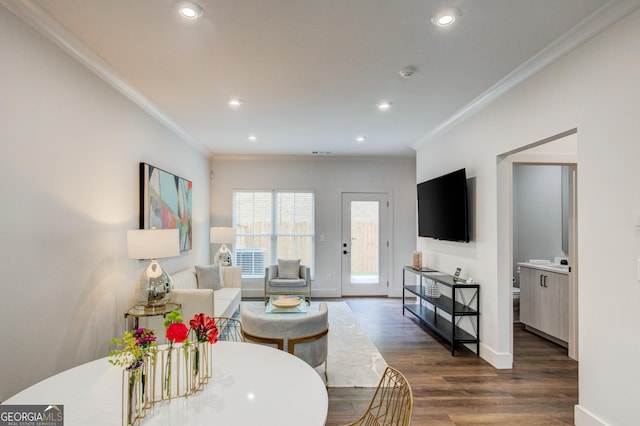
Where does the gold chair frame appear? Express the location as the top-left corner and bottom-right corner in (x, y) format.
(241, 327), (328, 352)
(213, 317), (245, 342)
(240, 330), (284, 350)
(343, 366), (413, 426)
(241, 327), (329, 382)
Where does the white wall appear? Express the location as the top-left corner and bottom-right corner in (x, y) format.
(210, 155), (416, 298)
(0, 7), (211, 400)
(414, 8), (640, 426)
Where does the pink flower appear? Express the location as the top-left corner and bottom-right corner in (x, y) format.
(132, 328), (156, 348)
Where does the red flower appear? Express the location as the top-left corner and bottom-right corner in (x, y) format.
(207, 325), (219, 344)
(189, 313), (218, 344)
(166, 322), (189, 343)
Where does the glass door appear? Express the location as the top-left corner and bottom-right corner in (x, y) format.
(341, 193), (388, 296)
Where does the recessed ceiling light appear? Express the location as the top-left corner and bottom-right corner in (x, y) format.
(377, 101), (392, 111)
(228, 98), (243, 108)
(356, 136), (366, 143)
(432, 8), (461, 27)
(177, 1), (204, 20)
(399, 65), (417, 79)
(248, 135), (257, 141)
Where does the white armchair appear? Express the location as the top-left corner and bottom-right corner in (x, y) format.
(264, 260), (311, 302)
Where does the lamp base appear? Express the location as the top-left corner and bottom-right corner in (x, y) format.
(214, 244), (233, 266)
(135, 259), (173, 307)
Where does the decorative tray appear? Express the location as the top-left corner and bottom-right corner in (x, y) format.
(266, 296), (307, 314)
(271, 296), (301, 308)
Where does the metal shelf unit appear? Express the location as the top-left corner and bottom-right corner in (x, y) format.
(402, 266), (480, 356)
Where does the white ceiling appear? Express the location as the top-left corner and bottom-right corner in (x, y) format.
(5, 0), (638, 157)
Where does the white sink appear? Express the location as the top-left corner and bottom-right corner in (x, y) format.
(548, 264), (569, 272)
(519, 261), (570, 273)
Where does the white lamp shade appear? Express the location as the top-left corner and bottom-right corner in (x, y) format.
(127, 228), (180, 260)
(210, 227), (236, 244)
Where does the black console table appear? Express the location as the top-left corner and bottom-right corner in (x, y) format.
(402, 266), (480, 356)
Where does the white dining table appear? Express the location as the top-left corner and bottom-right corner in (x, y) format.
(4, 342), (328, 425)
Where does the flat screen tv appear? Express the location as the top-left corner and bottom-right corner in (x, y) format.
(417, 168), (469, 242)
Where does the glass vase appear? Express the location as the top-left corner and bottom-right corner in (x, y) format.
(189, 342), (212, 394)
(412, 251), (422, 270)
(160, 344), (189, 400)
(122, 367), (143, 426)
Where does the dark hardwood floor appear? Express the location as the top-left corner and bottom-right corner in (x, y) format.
(326, 298), (578, 425)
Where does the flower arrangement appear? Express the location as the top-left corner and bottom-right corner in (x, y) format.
(109, 328), (157, 370)
(109, 312), (219, 425)
(109, 328), (157, 425)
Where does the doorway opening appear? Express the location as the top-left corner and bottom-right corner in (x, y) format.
(498, 129), (579, 362)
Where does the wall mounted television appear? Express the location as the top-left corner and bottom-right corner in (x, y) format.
(417, 168), (469, 242)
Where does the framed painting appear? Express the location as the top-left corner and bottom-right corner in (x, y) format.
(139, 163), (192, 251)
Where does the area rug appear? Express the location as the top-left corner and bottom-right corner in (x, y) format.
(240, 301), (387, 387)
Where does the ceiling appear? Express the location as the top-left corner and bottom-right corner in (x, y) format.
(5, 0), (638, 157)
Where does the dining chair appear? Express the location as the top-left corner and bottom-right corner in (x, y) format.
(213, 317), (245, 342)
(342, 366), (413, 426)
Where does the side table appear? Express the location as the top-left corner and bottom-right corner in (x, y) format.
(124, 302), (181, 331)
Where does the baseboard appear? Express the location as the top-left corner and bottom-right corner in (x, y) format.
(524, 324), (568, 348)
(241, 288), (343, 299)
(574, 405), (608, 426)
(241, 278), (405, 299)
(478, 343), (513, 369)
(241, 288), (262, 299)
(312, 289), (344, 298)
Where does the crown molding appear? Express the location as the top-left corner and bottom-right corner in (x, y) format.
(411, 0), (640, 152)
(1, 0), (212, 157)
(211, 153), (415, 163)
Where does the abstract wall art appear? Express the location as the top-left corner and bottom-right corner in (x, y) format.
(140, 163), (192, 251)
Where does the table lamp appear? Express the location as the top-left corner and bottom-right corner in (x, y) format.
(210, 227), (236, 266)
(127, 228), (180, 308)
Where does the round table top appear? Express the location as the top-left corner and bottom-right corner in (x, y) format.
(5, 342), (328, 426)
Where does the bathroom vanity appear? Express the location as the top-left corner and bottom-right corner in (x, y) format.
(518, 262), (569, 346)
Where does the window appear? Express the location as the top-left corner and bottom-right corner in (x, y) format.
(233, 190), (314, 278)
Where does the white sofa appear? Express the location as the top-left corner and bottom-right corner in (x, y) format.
(170, 266), (242, 321)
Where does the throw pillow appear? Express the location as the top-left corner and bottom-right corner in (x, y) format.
(278, 259), (300, 279)
(195, 264), (224, 290)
